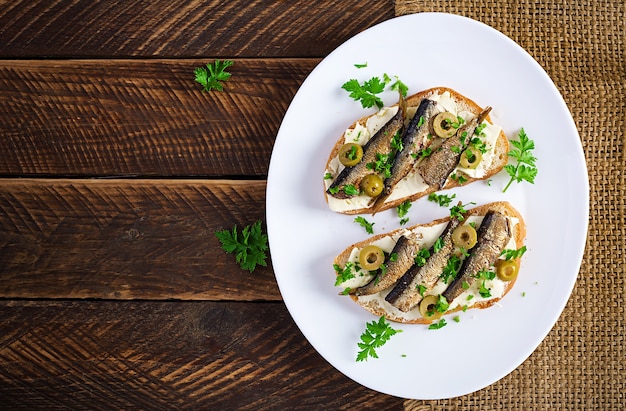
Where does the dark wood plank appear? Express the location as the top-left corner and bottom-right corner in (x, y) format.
(0, 58), (314, 177)
(0, 179), (281, 300)
(0, 0), (394, 58)
(0, 300), (404, 409)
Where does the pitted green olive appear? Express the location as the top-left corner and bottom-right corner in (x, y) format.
(359, 245), (385, 271)
(338, 143), (363, 166)
(419, 295), (443, 320)
(360, 174), (384, 197)
(495, 259), (519, 281)
(432, 112), (458, 138)
(459, 146), (483, 169)
(452, 224), (478, 249)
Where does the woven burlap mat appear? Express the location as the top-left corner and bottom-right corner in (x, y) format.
(394, 1), (625, 410)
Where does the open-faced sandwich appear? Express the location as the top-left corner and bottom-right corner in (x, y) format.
(323, 87), (510, 214)
(333, 201), (526, 324)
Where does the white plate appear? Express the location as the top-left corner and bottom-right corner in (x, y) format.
(266, 13), (588, 399)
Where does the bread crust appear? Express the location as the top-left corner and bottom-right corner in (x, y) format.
(324, 87), (509, 215)
(334, 201), (526, 323)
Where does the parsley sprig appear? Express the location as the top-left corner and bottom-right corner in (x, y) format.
(356, 316), (402, 361)
(342, 77), (386, 109)
(503, 128), (538, 192)
(194, 59), (234, 92)
(342, 74), (408, 109)
(215, 220), (268, 272)
(428, 193), (456, 207)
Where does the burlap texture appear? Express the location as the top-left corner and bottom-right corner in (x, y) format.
(394, 1), (625, 410)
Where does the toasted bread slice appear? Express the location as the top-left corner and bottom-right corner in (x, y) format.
(323, 87), (509, 214)
(333, 201), (526, 324)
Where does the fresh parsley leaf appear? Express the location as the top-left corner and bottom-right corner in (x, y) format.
(450, 173), (468, 184)
(324, 172), (333, 180)
(354, 62), (368, 68)
(390, 130), (404, 152)
(428, 319), (447, 330)
(478, 281), (492, 298)
(428, 192), (456, 207)
(343, 184), (360, 196)
(449, 202), (475, 221)
(390, 76), (409, 97)
(453, 316), (461, 323)
(354, 216), (374, 234)
(503, 128), (538, 192)
(366, 153), (393, 178)
(194, 59), (234, 92)
(440, 256), (461, 284)
(356, 316), (402, 361)
(342, 77), (386, 109)
(414, 248), (430, 267)
(397, 200), (412, 223)
(435, 294), (450, 313)
(215, 220), (268, 272)
(433, 237), (444, 254)
(417, 284), (427, 297)
(333, 263), (356, 286)
(500, 245), (528, 260)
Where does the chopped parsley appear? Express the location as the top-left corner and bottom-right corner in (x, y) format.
(449, 202), (475, 221)
(333, 262), (356, 286)
(500, 246), (528, 261)
(343, 184), (360, 196)
(433, 237), (444, 254)
(366, 152), (393, 178)
(397, 200), (412, 225)
(354, 62), (368, 68)
(450, 173), (468, 184)
(417, 284), (427, 297)
(428, 192), (456, 207)
(441, 255), (461, 284)
(453, 316), (461, 323)
(354, 216), (374, 234)
(414, 248), (431, 267)
(428, 319), (447, 330)
(324, 172), (333, 180)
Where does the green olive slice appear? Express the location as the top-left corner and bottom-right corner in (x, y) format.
(360, 174), (384, 197)
(459, 146), (483, 169)
(338, 143), (363, 167)
(359, 245), (385, 271)
(452, 224), (478, 249)
(495, 259), (519, 281)
(432, 112), (458, 138)
(419, 295), (443, 320)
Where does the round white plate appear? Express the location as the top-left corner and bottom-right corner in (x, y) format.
(266, 13), (588, 399)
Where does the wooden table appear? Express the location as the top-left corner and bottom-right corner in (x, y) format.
(2, 1), (624, 409)
(0, 0), (406, 408)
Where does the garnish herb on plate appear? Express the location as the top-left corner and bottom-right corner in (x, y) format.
(397, 200), (412, 225)
(500, 245), (528, 260)
(354, 62), (368, 68)
(333, 263), (356, 286)
(342, 77), (387, 109)
(354, 216), (375, 234)
(342, 74), (408, 109)
(428, 319), (447, 330)
(503, 128), (538, 192)
(428, 192), (456, 207)
(356, 316), (402, 362)
(215, 220), (268, 272)
(194, 59), (234, 92)
(449, 202), (475, 221)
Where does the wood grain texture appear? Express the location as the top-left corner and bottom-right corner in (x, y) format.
(0, 0), (394, 58)
(0, 179), (281, 300)
(0, 58), (315, 177)
(0, 300), (404, 409)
